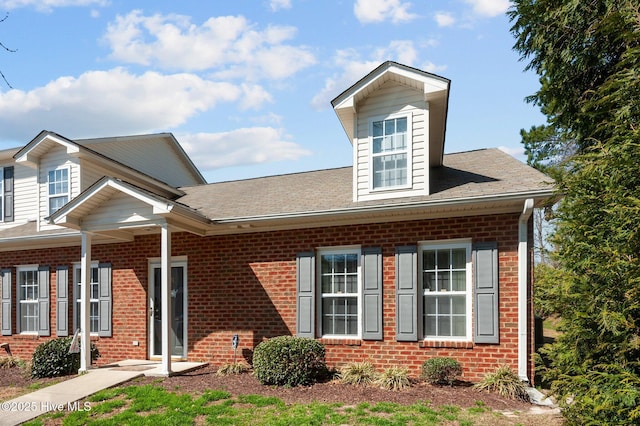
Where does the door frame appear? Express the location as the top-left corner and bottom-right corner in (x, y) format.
(148, 256), (188, 360)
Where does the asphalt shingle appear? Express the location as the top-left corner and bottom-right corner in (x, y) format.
(178, 148), (552, 220)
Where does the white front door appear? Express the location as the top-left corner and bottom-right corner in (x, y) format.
(149, 261), (187, 358)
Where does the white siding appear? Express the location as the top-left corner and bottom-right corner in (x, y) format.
(39, 146), (80, 231)
(81, 193), (156, 229)
(354, 81), (429, 202)
(85, 137), (198, 186)
(79, 159), (105, 192)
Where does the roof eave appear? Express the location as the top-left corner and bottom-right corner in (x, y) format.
(207, 189), (555, 233)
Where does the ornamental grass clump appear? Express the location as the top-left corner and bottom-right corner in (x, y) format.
(0, 356), (24, 369)
(375, 366), (411, 391)
(421, 357), (462, 386)
(339, 361), (377, 386)
(216, 362), (249, 376)
(473, 365), (530, 402)
(252, 336), (328, 387)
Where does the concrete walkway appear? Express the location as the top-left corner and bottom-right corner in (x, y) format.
(1, 360), (207, 426)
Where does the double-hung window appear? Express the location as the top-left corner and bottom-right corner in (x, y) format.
(371, 115), (409, 189)
(48, 168), (69, 215)
(319, 249), (360, 337)
(421, 242), (472, 340)
(73, 265), (100, 333)
(18, 266), (39, 333)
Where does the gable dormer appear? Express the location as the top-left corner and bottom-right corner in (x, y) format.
(331, 61), (450, 202)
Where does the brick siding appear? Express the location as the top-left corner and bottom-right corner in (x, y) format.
(0, 212), (534, 383)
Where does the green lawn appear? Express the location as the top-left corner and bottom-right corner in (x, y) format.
(22, 383), (527, 426)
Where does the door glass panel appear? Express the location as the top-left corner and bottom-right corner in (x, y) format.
(152, 266), (185, 357)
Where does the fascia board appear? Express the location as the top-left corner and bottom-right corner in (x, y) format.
(211, 189), (555, 224)
(14, 132), (80, 165)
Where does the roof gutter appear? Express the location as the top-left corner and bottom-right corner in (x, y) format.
(518, 198), (535, 383)
(210, 189), (554, 225)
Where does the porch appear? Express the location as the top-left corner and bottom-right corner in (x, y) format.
(99, 359), (208, 376)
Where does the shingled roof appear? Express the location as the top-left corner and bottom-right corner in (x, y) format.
(177, 148), (552, 221)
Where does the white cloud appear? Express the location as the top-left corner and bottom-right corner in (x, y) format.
(311, 51), (380, 110)
(269, 0), (292, 11)
(311, 41), (446, 109)
(180, 128), (311, 170)
(1, 0), (108, 12)
(498, 145), (525, 158)
(464, 0), (511, 18)
(434, 11), (455, 27)
(0, 68), (245, 141)
(421, 61), (447, 74)
(373, 40), (419, 65)
(103, 10), (316, 79)
(353, 0), (417, 24)
(239, 84), (273, 110)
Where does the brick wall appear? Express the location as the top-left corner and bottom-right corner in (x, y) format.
(0, 212), (533, 383)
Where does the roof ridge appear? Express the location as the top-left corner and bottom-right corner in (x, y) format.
(183, 165), (352, 188)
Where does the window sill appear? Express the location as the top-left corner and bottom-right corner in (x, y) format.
(15, 333), (40, 340)
(420, 340), (473, 349)
(319, 338), (362, 346)
(370, 185), (412, 193)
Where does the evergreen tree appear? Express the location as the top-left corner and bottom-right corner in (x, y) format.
(510, 1), (640, 423)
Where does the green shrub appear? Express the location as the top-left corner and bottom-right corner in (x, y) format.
(216, 362), (249, 376)
(548, 364), (640, 425)
(252, 336), (327, 387)
(31, 337), (100, 378)
(375, 366), (411, 391)
(421, 357), (462, 386)
(339, 361), (377, 386)
(473, 365), (530, 402)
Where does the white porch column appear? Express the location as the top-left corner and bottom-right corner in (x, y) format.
(518, 199), (534, 382)
(79, 231), (92, 373)
(160, 222), (172, 376)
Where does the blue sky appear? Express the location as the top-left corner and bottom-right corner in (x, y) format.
(0, 0), (543, 183)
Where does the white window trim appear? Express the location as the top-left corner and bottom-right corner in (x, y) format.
(72, 261), (100, 335)
(419, 239), (473, 342)
(16, 265), (39, 335)
(47, 166), (70, 216)
(317, 246), (362, 339)
(368, 112), (413, 192)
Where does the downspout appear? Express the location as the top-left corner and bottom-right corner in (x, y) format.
(518, 198), (534, 382)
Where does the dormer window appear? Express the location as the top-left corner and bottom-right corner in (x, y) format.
(48, 167), (69, 215)
(371, 114), (411, 190)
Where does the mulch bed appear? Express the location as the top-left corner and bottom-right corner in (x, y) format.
(0, 366), (75, 401)
(131, 365), (536, 412)
(1, 364), (556, 414)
